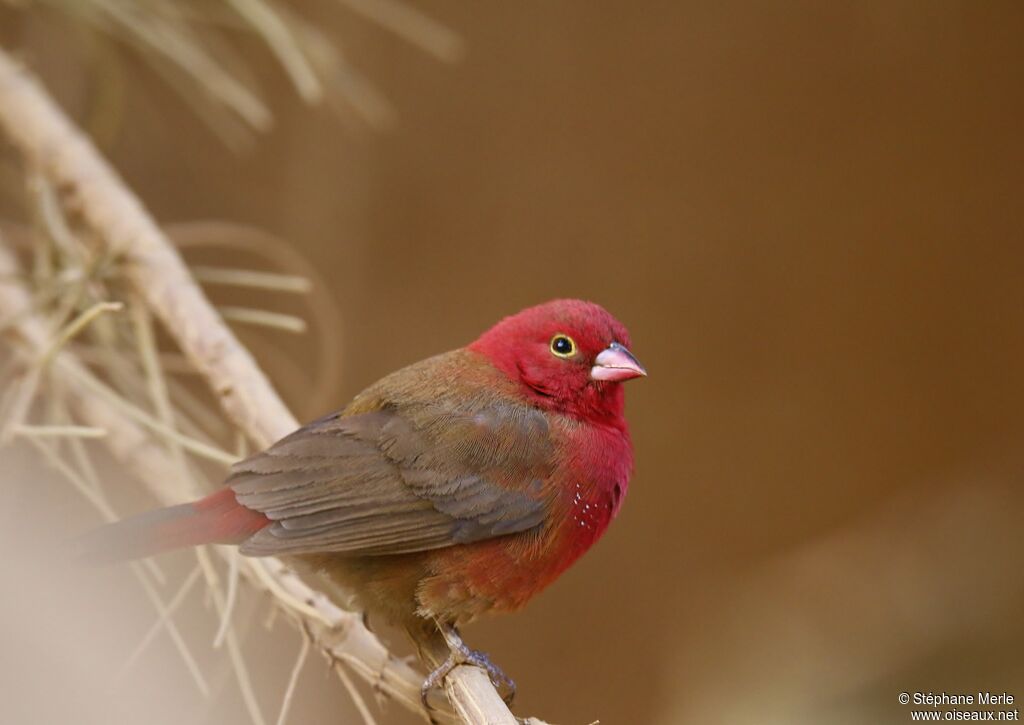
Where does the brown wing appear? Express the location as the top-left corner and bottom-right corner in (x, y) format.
(229, 401), (553, 557)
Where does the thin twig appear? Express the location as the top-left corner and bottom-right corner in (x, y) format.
(23, 434), (117, 520)
(131, 560), (211, 697)
(130, 297), (195, 494)
(334, 0), (464, 62)
(191, 266), (312, 293)
(0, 365), (42, 441)
(335, 662), (380, 725)
(12, 423), (108, 438)
(190, 547), (265, 725)
(218, 306), (308, 334)
(40, 300), (123, 366)
(34, 174), (80, 260)
(64, 364), (238, 465)
(115, 564), (204, 682)
(225, 0), (322, 103)
(275, 631), (311, 725)
(214, 547), (241, 648)
(49, 388), (124, 536)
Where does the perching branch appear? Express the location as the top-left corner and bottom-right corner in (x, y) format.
(0, 49), (538, 725)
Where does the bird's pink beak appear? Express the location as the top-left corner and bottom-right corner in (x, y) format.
(591, 342), (647, 382)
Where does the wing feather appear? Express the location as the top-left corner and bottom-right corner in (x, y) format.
(230, 400), (552, 557)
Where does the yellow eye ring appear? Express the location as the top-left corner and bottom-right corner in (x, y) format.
(550, 334), (577, 358)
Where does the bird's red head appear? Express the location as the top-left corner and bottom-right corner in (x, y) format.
(469, 299), (646, 421)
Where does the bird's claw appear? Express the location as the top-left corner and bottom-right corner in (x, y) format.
(421, 626), (516, 712)
(462, 647), (516, 705)
(420, 655), (453, 710)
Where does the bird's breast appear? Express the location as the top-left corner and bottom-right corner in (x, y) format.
(416, 417), (633, 623)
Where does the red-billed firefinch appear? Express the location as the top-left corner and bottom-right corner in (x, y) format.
(83, 298), (646, 705)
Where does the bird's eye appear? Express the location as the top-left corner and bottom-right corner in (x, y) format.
(550, 334), (577, 358)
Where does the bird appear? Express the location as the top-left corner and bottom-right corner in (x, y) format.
(80, 298), (646, 708)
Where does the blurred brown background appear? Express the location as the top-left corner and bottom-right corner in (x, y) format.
(2, 2), (1023, 724)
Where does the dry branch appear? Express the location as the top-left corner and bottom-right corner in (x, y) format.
(0, 242), (431, 715)
(0, 50), (534, 725)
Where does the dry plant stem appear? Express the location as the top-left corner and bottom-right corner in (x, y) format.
(168, 222), (345, 410)
(190, 266), (312, 294)
(115, 564), (205, 682)
(275, 632), (311, 725)
(217, 306), (308, 334)
(0, 51), (291, 446)
(214, 547), (242, 648)
(0, 244), (440, 722)
(12, 423), (107, 438)
(0, 52), (536, 725)
(333, 661), (379, 725)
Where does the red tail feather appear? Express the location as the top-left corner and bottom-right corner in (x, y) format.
(77, 488), (271, 563)
(187, 488), (272, 545)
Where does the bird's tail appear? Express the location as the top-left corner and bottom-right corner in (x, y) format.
(76, 488), (270, 563)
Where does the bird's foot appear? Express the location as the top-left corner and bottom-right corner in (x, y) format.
(421, 624), (516, 711)
(458, 646), (516, 704)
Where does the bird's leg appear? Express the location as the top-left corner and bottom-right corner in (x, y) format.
(420, 621), (517, 709)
